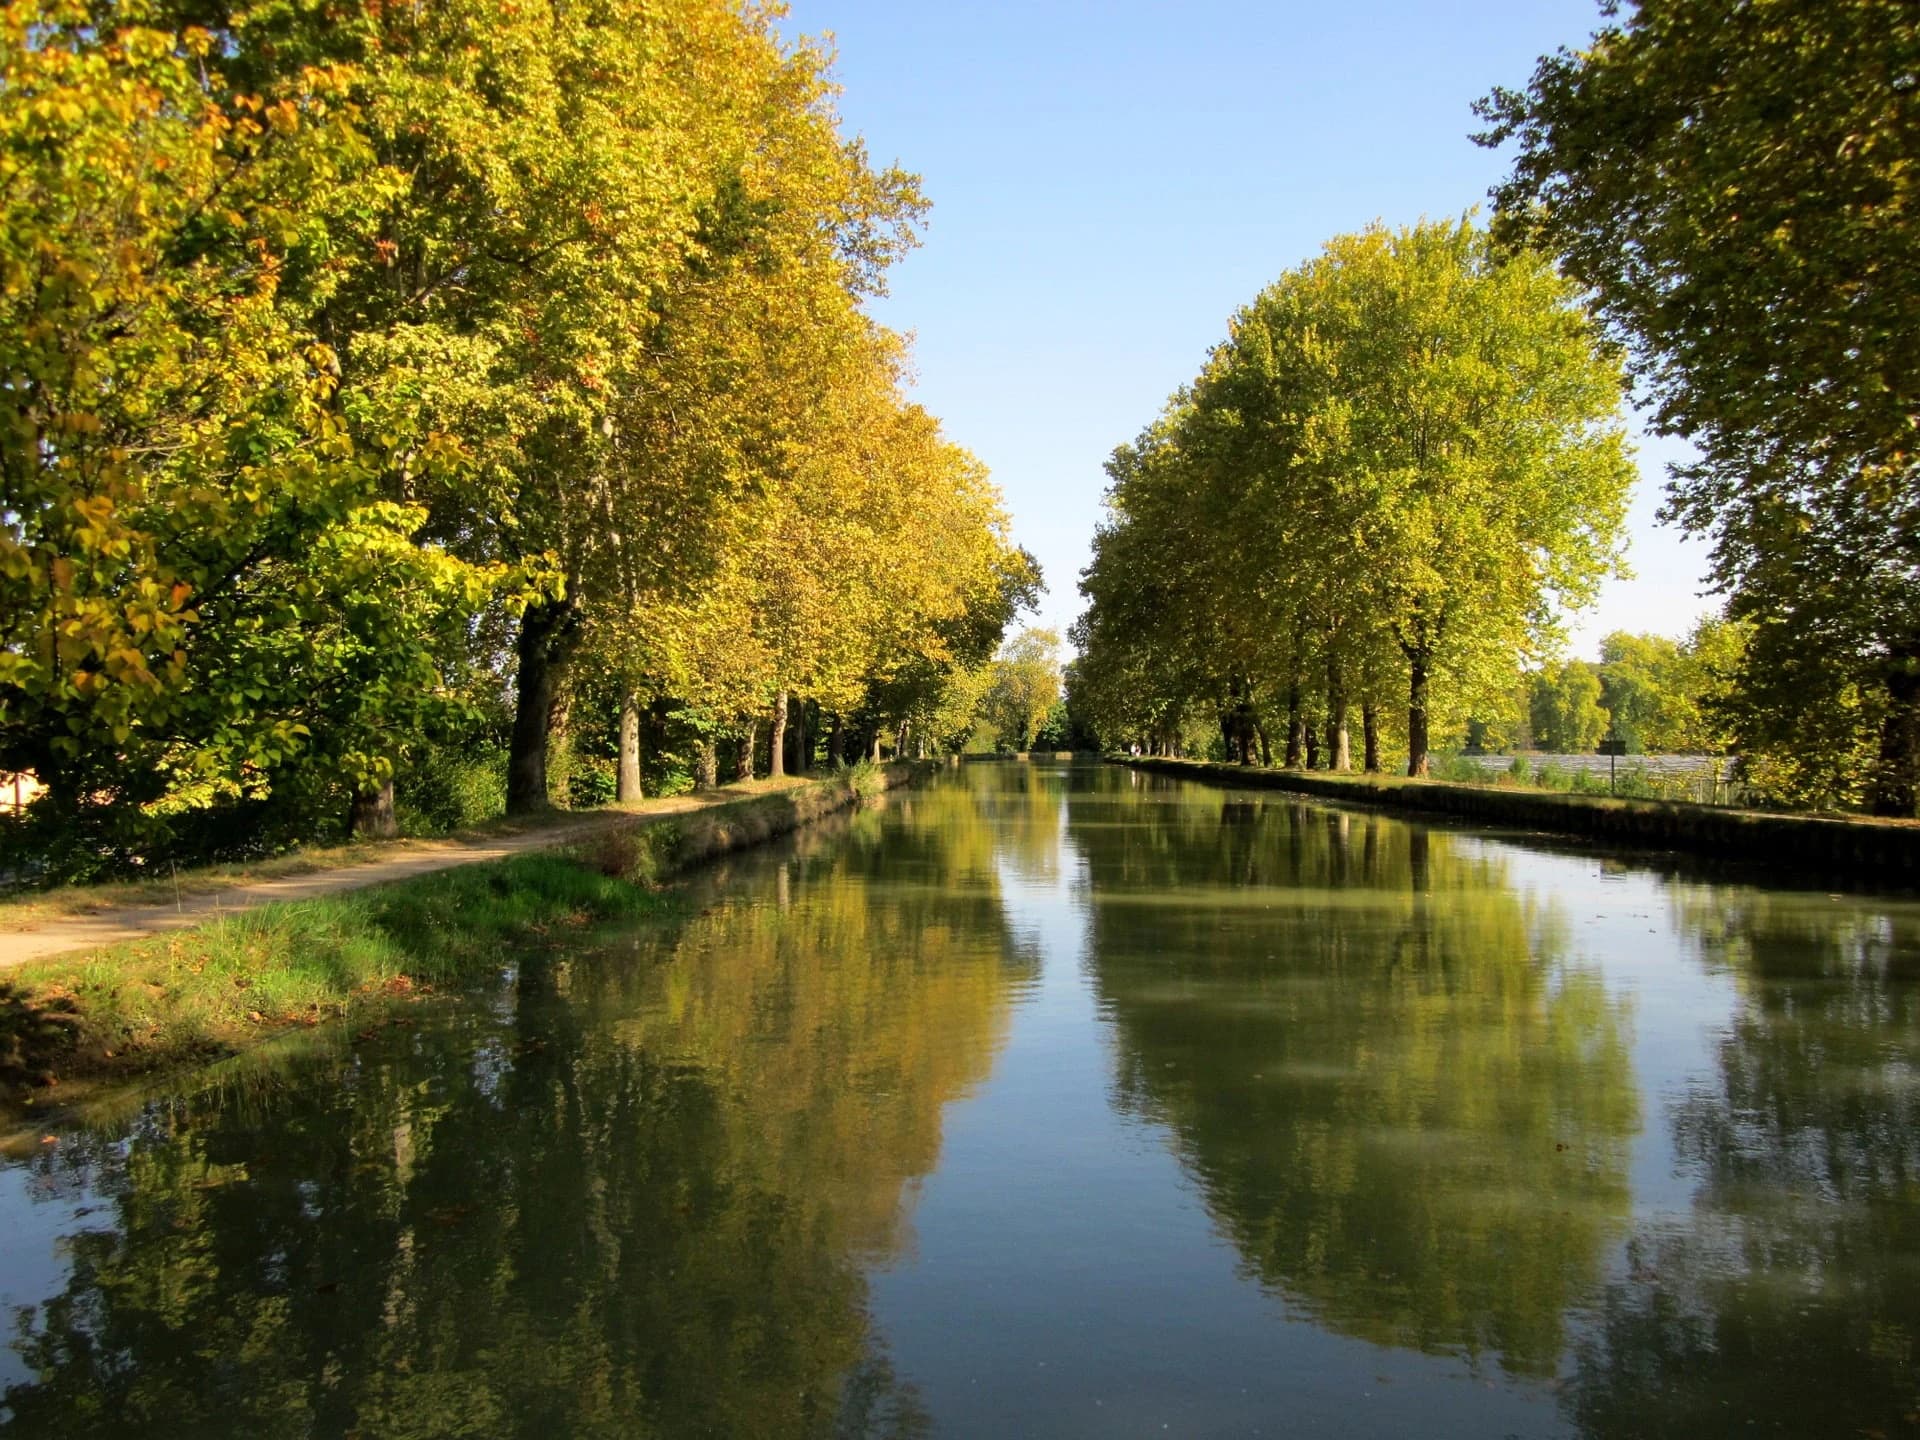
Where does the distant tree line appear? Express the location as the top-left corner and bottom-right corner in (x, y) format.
(1466, 622), (1745, 756)
(0, 1), (1036, 879)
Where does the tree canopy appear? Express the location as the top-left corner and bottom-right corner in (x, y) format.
(1074, 217), (1634, 776)
(0, 0), (1032, 876)
(1478, 0), (1920, 813)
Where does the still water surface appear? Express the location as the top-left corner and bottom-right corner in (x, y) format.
(4, 763), (1920, 1437)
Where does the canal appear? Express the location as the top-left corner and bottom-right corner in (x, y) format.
(3, 761), (1918, 1437)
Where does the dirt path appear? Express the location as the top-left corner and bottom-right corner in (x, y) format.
(0, 783), (804, 971)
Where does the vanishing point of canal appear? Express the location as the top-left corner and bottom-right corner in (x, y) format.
(3, 762), (1918, 1438)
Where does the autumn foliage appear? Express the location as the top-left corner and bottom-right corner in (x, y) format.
(0, 1), (1031, 876)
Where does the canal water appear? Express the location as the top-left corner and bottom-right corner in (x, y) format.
(3, 762), (1918, 1438)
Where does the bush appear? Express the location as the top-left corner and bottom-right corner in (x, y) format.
(394, 744), (508, 833)
(1508, 755), (1533, 785)
(1433, 754), (1494, 784)
(1612, 763), (1657, 800)
(648, 764), (695, 798)
(842, 759), (889, 802)
(567, 754), (617, 810)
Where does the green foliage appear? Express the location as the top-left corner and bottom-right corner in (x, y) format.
(0, 0), (1021, 873)
(1530, 661), (1609, 754)
(1588, 622), (1747, 756)
(980, 628), (1064, 751)
(841, 759), (889, 803)
(1431, 754), (1496, 784)
(1032, 700), (1072, 752)
(393, 745), (509, 834)
(1076, 217), (1633, 775)
(567, 755), (618, 811)
(1481, 0), (1920, 814)
(0, 7), (526, 863)
(1596, 632), (1675, 752)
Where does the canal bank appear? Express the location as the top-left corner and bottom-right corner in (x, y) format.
(1114, 754), (1920, 881)
(1, 762), (925, 1114)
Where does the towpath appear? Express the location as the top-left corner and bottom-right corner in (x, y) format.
(0, 779), (810, 970)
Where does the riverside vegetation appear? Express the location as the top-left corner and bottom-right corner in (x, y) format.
(0, 763), (909, 1111)
(1071, 0), (1920, 819)
(0, 0), (1038, 887)
(6, 763), (1920, 1437)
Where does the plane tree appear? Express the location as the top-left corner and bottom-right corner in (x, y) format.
(1479, 0), (1920, 812)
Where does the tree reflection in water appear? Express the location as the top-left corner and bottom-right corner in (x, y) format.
(8, 766), (1920, 1440)
(2, 792), (1036, 1439)
(1067, 778), (1640, 1378)
(1565, 886), (1920, 1438)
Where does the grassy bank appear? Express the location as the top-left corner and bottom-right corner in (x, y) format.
(1, 763), (917, 1115)
(1116, 756), (1920, 881)
(0, 805), (606, 930)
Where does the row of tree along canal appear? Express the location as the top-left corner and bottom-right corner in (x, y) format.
(0, 2), (1036, 884)
(1074, 0), (1920, 818)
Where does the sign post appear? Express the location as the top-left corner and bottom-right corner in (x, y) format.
(1598, 732), (1628, 793)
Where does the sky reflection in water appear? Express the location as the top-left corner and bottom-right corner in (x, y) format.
(4, 762), (1919, 1438)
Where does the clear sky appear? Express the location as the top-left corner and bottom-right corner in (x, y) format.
(779, 0), (1719, 658)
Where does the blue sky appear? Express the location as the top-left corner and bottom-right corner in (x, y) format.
(779, 0), (1718, 657)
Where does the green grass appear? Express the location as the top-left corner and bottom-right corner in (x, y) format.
(0, 852), (671, 1111)
(0, 804), (612, 927)
(0, 762), (927, 1117)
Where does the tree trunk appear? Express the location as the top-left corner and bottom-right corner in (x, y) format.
(1327, 714), (1351, 772)
(1254, 718), (1272, 768)
(1230, 678), (1254, 764)
(1326, 659), (1351, 772)
(1871, 649), (1920, 817)
(546, 685), (575, 808)
(829, 713), (844, 767)
(870, 728), (883, 761)
(1284, 681), (1304, 768)
(792, 702), (810, 774)
(736, 719), (757, 782)
(1304, 722), (1320, 771)
(1362, 702), (1381, 773)
(768, 691), (788, 779)
(695, 737), (718, 791)
(349, 778), (396, 839)
(616, 693), (642, 803)
(1407, 651), (1432, 777)
(507, 598), (576, 814)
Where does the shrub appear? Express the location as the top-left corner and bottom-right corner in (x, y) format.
(843, 759), (889, 802)
(567, 754), (618, 810)
(1434, 754), (1493, 784)
(394, 744), (508, 834)
(1612, 763), (1657, 800)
